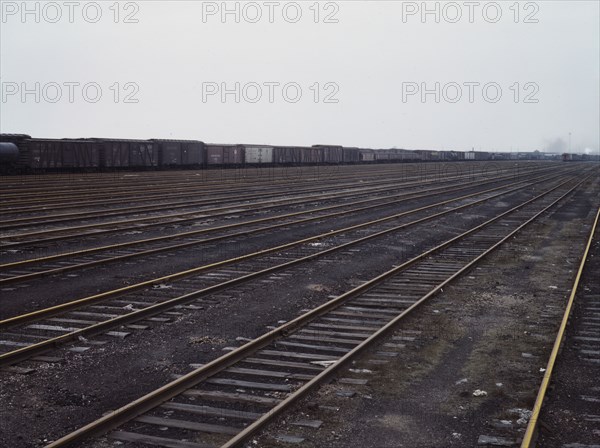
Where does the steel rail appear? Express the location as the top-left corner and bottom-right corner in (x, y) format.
(0, 172), (586, 368)
(0, 167), (440, 224)
(0, 169), (575, 325)
(0, 163), (478, 209)
(0, 176), (421, 228)
(0, 161), (539, 194)
(520, 206), (600, 448)
(0, 164), (539, 231)
(0, 167), (564, 284)
(0, 169), (500, 237)
(0, 166), (364, 201)
(0, 162), (505, 201)
(42, 171), (590, 448)
(0, 166), (569, 249)
(0, 161), (535, 211)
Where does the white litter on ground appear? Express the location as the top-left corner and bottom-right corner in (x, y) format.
(311, 360), (337, 367)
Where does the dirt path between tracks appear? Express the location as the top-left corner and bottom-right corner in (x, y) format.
(252, 179), (599, 447)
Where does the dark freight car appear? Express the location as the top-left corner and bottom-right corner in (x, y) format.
(412, 150), (432, 161)
(301, 147), (322, 164)
(342, 147), (360, 163)
(153, 139), (205, 166)
(359, 148), (375, 162)
(102, 140), (131, 167)
(273, 146), (304, 164)
(314, 145), (344, 164)
(374, 149), (392, 161)
(130, 141), (158, 167)
(465, 151), (491, 161)
(156, 140), (182, 166)
(205, 144), (244, 165)
(181, 141), (205, 165)
(27, 139), (64, 169)
(101, 139), (158, 168)
(380, 149), (412, 161)
(60, 140), (101, 168)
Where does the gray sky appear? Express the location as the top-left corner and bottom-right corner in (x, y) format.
(1, 1), (599, 153)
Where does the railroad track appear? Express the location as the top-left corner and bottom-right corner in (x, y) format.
(0, 163), (543, 239)
(0, 174), (428, 225)
(40, 167), (594, 448)
(1, 180), (479, 248)
(0, 166), (432, 221)
(520, 207), (600, 448)
(0, 164), (346, 203)
(0, 169), (591, 369)
(0, 162), (519, 200)
(0, 166), (567, 284)
(0, 163), (481, 212)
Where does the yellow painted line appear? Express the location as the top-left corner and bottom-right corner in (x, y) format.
(521, 206), (600, 448)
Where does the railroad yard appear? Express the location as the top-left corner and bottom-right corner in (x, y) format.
(0, 161), (598, 448)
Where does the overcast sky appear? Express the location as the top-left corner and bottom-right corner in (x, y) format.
(1, 1), (598, 153)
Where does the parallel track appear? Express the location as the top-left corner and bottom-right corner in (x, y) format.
(0, 162), (526, 202)
(0, 163), (497, 212)
(0, 170), (588, 366)
(1, 164), (547, 243)
(42, 167), (592, 448)
(0, 167), (567, 284)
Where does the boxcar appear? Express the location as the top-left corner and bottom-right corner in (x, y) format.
(1, 135), (102, 170)
(301, 147), (322, 164)
(359, 149), (375, 162)
(244, 146), (274, 164)
(181, 141), (205, 165)
(474, 151), (491, 160)
(206, 144), (244, 165)
(156, 140), (182, 166)
(414, 150), (433, 161)
(374, 149), (392, 162)
(441, 150), (464, 161)
(153, 139), (205, 167)
(102, 140), (129, 167)
(273, 146), (304, 164)
(101, 139), (158, 168)
(26, 139), (63, 169)
(60, 140), (101, 168)
(342, 147), (360, 163)
(130, 141), (158, 167)
(314, 145), (344, 164)
(388, 149), (409, 161)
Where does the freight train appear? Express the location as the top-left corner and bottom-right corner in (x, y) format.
(0, 135), (470, 173)
(1, 134), (563, 173)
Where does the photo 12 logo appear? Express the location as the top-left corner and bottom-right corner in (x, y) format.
(200, 1), (340, 24)
(401, 82), (540, 104)
(1, 1), (140, 24)
(2, 82), (140, 104)
(401, 1), (540, 24)
(202, 82), (340, 104)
